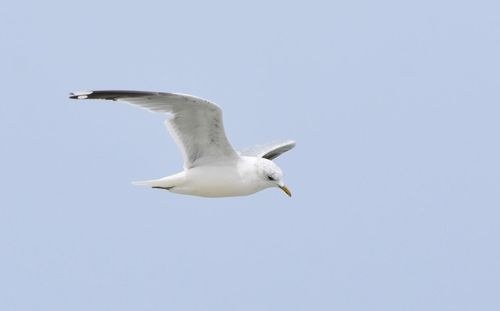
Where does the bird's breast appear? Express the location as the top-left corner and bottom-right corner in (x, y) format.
(173, 164), (264, 197)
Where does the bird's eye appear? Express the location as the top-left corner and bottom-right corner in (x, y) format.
(267, 175), (275, 181)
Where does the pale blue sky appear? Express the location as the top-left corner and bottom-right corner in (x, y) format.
(1, 0), (499, 310)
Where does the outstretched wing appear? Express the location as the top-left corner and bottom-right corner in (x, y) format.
(240, 140), (296, 160)
(70, 90), (239, 168)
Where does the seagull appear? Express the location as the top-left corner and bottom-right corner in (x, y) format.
(69, 90), (295, 198)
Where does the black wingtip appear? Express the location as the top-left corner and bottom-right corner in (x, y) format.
(69, 91), (93, 100)
(68, 90), (159, 101)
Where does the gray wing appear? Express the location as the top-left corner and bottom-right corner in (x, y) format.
(239, 140), (296, 160)
(70, 90), (239, 168)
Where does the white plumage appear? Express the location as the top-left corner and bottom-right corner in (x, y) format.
(70, 90), (295, 198)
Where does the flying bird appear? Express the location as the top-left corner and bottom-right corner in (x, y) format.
(70, 91), (295, 198)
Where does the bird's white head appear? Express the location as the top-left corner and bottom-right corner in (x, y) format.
(254, 158), (292, 197)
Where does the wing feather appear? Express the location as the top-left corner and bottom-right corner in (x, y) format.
(70, 90), (239, 168)
(240, 140), (296, 160)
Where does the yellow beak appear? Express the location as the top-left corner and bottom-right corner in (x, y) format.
(279, 185), (292, 197)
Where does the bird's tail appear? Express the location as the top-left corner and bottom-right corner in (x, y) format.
(132, 172), (185, 189)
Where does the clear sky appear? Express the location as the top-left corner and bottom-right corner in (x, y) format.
(1, 0), (499, 310)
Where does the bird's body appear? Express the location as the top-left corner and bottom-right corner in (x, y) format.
(141, 156), (275, 197)
(70, 90), (295, 198)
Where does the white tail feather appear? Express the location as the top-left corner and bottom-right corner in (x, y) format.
(132, 172), (185, 188)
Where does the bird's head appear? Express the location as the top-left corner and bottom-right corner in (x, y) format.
(255, 158), (292, 197)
